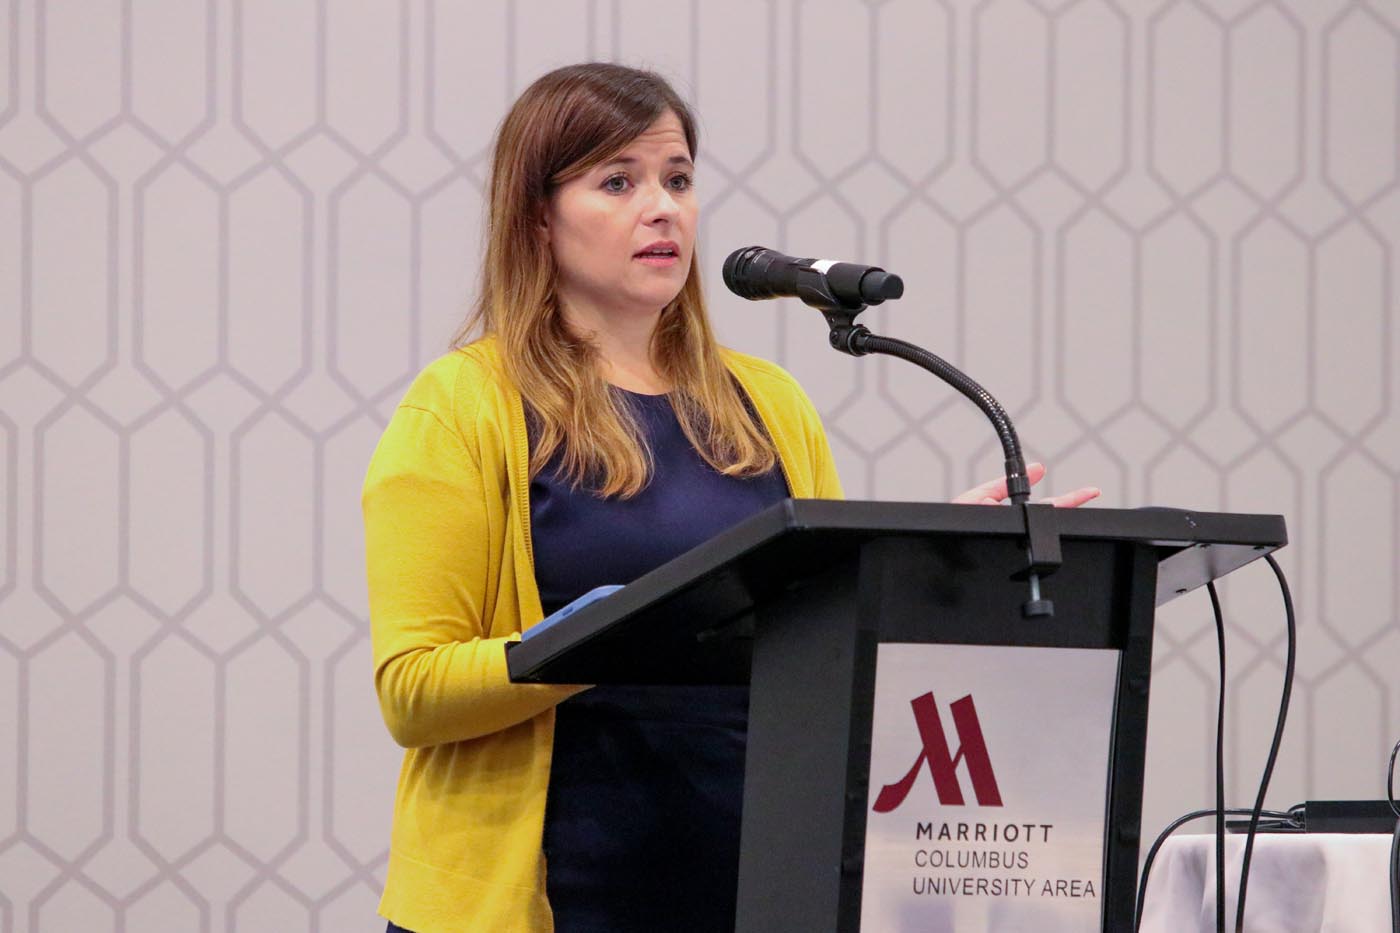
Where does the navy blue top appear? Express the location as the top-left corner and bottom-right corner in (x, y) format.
(530, 389), (788, 933)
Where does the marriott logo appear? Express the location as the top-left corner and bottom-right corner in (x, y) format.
(872, 692), (1004, 811)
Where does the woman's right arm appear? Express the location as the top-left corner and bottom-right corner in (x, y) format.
(363, 394), (580, 749)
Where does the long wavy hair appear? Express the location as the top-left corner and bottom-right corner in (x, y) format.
(456, 62), (776, 497)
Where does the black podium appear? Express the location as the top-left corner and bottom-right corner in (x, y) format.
(506, 499), (1287, 932)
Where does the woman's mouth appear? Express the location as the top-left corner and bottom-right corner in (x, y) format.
(634, 242), (680, 266)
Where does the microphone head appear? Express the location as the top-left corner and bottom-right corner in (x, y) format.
(723, 246), (787, 300)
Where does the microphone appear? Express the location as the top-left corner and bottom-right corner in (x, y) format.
(722, 246), (904, 310)
(723, 242), (1050, 617)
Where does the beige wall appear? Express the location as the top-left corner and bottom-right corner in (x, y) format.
(1, 0), (1398, 929)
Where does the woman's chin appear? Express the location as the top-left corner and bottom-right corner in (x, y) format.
(621, 286), (686, 317)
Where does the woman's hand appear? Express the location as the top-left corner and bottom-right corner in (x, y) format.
(952, 462), (1100, 508)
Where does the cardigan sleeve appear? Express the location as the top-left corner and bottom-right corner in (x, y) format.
(363, 383), (580, 749)
(801, 387), (844, 501)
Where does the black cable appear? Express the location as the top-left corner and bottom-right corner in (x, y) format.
(1391, 817), (1400, 933)
(1388, 738), (1400, 933)
(1132, 807), (1301, 932)
(1134, 554), (1298, 931)
(1388, 738), (1400, 819)
(1208, 581), (1227, 933)
(1233, 553), (1296, 933)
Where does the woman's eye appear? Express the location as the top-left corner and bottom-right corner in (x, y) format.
(603, 175), (630, 193)
(668, 174), (693, 191)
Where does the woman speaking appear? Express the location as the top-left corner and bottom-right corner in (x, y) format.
(362, 62), (1093, 933)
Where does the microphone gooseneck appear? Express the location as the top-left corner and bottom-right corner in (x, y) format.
(840, 329), (1031, 506)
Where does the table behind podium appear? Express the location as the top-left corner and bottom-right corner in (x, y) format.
(507, 499), (1287, 932)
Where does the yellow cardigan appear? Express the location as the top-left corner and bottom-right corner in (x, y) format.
(362, 337), (843, 933)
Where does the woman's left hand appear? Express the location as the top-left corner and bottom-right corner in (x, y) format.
(952, 462), (1100, 508)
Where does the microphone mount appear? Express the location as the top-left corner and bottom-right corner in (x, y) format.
(818, 302), (1059, 619)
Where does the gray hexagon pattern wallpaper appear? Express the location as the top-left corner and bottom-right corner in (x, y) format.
(2, 0), (1399, 929)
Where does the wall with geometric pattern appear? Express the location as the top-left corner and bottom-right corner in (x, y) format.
(1, 0), (1397, 929)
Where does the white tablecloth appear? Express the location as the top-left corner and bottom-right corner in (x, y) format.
(1138, 832), (1393, 932)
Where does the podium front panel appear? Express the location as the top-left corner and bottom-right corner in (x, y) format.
(859, 643), (1119, 930)
(735, 535), (1159, 933)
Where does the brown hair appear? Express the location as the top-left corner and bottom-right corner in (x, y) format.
(456, 62), (776, 497)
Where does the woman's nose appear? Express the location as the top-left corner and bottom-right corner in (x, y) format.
(642, 183), (680, 222)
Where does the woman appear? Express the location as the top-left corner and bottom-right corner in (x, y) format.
(363, 62), (1094, 933)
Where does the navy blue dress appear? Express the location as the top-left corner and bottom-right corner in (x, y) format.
(533, 389), (788, 933)
(386, 388), (787, 933)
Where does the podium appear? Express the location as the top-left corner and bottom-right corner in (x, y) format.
(506, 499), (1287, 932)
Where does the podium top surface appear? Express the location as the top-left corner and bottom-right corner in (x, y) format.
(507, 499), (1285, 684)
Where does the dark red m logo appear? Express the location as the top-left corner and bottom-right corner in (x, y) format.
(872, 692), (1003, 811)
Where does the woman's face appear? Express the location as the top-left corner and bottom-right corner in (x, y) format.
(543, 110), (697, 329)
